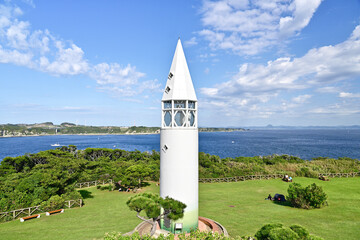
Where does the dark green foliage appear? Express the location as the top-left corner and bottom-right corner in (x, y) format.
(40, 195), (64, 211)
(255, 223), (283, 240)
(256, 224), (322, 240)
(287, 183), (328, 209)
(290, 225), (309, 239)
(268, 227), (299, 240)
(126, 193), (186, 235)
(0, 145), (356, 213)
(126, 193), (186, 221)
(295, 168), (318, 178)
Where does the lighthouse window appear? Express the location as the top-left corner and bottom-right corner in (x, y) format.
(162, 145), (168, 153)
(164, 111), (172, 126)
(168, 72), (173, 80)
(188, 101), (195, 109)
(174, 100), (185, 108)
(174, 111), (185, 126)
(163, 101), (171, 109)
(189, 111), (195, 126)
(165, 86), (171, 94)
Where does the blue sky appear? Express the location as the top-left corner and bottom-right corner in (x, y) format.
(0, 0), (359, 127)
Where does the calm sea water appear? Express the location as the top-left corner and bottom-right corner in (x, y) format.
(0, 129), (359, 161)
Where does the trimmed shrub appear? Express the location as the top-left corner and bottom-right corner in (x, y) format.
(290, 225), (309, 239)
(255, 223), (283, 240)
(287, 183), (327, 209)
(61, 191), (82, 201)
(269, 227), (299, 240)
(40, 195), (64, 211)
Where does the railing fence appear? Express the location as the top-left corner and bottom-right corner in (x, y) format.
(0, 199), (82, 223)
(199, 172), (359, 183)
(75, 179), (113, 188)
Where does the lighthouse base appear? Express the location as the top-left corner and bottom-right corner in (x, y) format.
(131, 217), (228, 237)
(160, 209), (198, 233)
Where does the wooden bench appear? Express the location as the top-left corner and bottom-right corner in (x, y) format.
(20, 214), (40, 222)
(319, 176), (330, 181)
(46, 209), (64, 216)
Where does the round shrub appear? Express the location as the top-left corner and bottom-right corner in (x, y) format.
(40, 195), (64, 211)
(290, 225), (309, 239)
(62, 191), (82, 201)
(287, 183), (327, 209)
(269, 227), (299, 240)
(255, 223), (283, 240)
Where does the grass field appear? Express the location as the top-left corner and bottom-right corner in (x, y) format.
(0, 177), (359, 239)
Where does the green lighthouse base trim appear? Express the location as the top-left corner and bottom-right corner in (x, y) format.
(160, 209), (198, 233)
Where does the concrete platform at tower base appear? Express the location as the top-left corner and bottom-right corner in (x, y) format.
(128, 216), (228, 238)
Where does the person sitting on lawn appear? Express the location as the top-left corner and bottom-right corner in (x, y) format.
(267, 194), (272, 200)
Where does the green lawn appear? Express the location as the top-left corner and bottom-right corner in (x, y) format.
(0, 184), (158, 240)
(0, 177), (359, 239)
(199, 177), (360, 240)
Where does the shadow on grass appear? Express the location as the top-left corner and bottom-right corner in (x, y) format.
(141, 182), (151, 188)
(272, 200), (293, 208)
(78, 190), (94, 199)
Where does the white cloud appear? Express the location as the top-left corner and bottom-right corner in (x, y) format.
(279, 0), (322, 38)
(0, 45), (33, 66)
(292, 94), (311, 103)
(316, 86), (340, 93)
(184, 37), (198, 47)
(91, 63), (143, 86)
(200, 24), (360, 118)
(6, 19), (29, 49)
(199, 0), (322, 55)
(0, 3), (157, 98)
(39, 42), (89, 75)
(339, 92), (360, 98)
(310, 103), (360, 115)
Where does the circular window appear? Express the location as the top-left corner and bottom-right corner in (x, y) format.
(164, 111), (171, 126)
(189, 111), (195, 126)
(175, 111), (185, 126)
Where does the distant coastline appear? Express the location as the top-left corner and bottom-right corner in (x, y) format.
(0, 122), (247, 138)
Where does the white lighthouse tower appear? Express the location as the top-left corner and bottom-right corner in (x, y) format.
(160, 39), (198, 233)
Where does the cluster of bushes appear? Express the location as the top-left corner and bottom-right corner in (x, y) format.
(255, 223), (323, 240)
(97, 184), (115, 191)
(287, 183), (328, 209)
(0, 146), (159, 212)
(40, 190), (82, 211)
(199, 153), (359, 178)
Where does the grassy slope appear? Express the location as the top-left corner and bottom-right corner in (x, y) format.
(0, 184), (158, 240)
(0, 178), (359, 239)
(199, 177), (360, 240)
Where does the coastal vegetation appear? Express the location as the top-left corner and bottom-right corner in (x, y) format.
(1, 178), (359, 239)
(0, 122), (246, 137)
(0, 147), (359, 213)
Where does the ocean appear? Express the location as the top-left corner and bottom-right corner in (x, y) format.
(0, 129), (359, 161)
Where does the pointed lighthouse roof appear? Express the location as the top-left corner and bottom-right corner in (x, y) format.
(162, 39), (197, 101)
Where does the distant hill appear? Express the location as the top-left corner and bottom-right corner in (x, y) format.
(0, 123), (246, 137)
